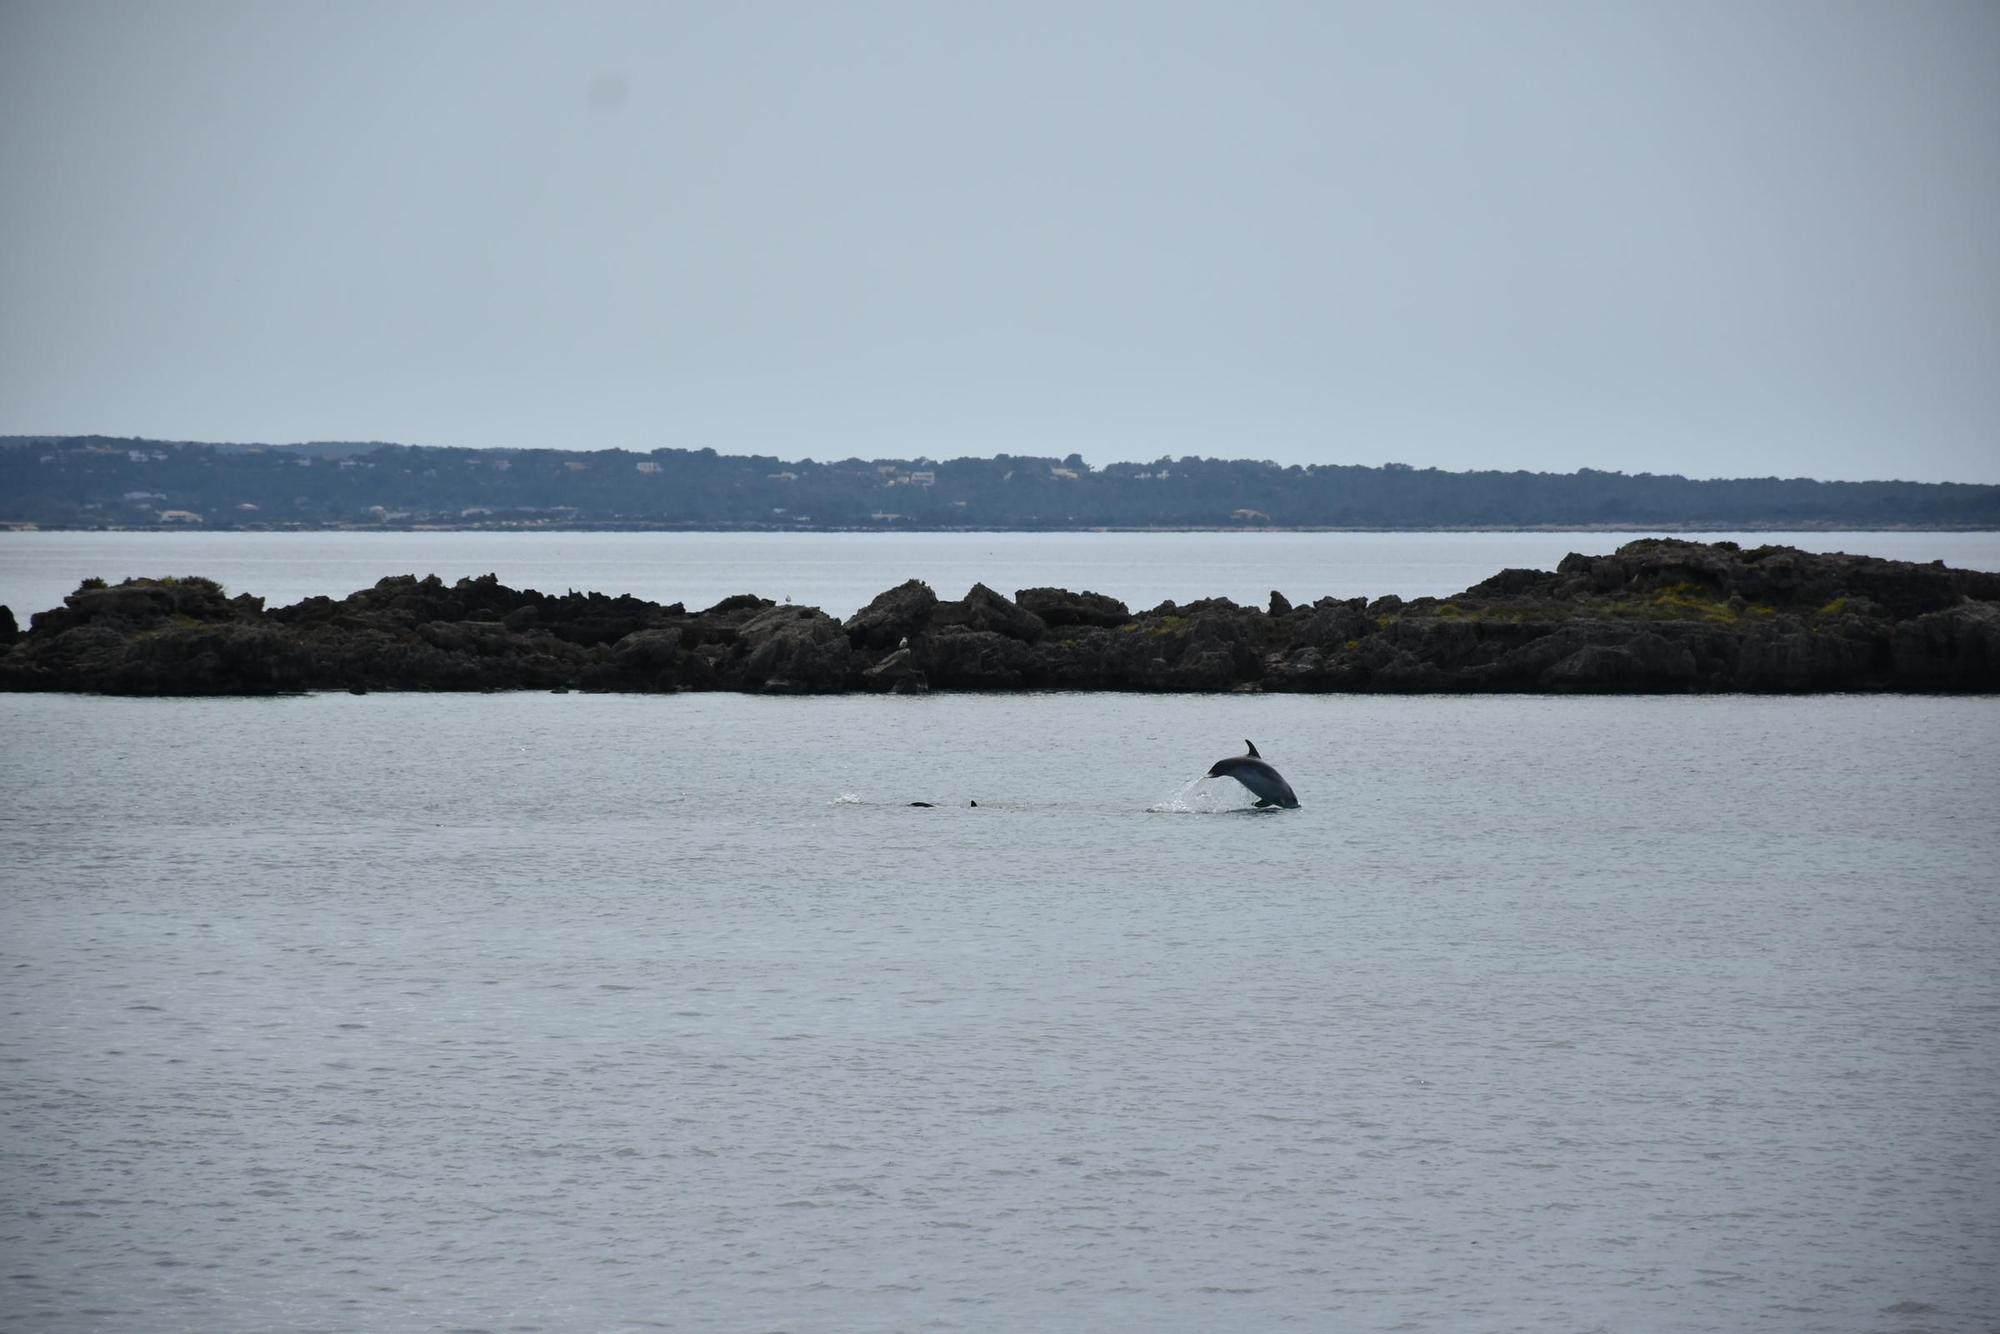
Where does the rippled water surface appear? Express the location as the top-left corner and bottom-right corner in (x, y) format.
(3, 691), (1997, 1333)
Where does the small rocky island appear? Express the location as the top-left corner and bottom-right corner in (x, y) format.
(2, 540), (1995, 696)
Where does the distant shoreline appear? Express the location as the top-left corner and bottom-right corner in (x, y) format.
(9, 438), (1997, 530)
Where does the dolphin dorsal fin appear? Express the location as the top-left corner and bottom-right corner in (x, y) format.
(1245, 740), (1260, 758)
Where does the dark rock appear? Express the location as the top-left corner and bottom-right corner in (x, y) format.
(735, 606), (850, 693)
(1890, 600), (2000, 689)
(1181, 605), (1266, 684)
(4, 543), (1995, 696)
(1171, 647), (1240, 690)
(1469, 627), (1600, 687)
(609, 628), (686, 690)
(1580, 538), (1998, 618)
(703, 593), (773, 616)
(1374, 649), (1446, 691)
(1291, 601), (1374, 654)
(1541, 632), (1698, 691)
(611, 627), (683, 671)
(1557, 552), (1631, 593)
(933, 583), (1046, 643)
(1014, 587), (1132, 628)
(926, 627), (1036, 688)
(843, 578), (937, 649)
(861, 646), (928, 693)
(1460, 567), (1560, 599)
(1267, 645), (1326, 688)
(1735, 628), (1874, 690)
(32, 575), (245, 636)
(1030, 623), (1165, 690)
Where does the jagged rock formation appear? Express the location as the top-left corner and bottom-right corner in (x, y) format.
(3, 541), (1996, 696)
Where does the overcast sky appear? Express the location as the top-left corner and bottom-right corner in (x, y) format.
(3, 2), (1996, 481)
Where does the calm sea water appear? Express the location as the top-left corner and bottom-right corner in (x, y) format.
(3, 689), (1996, 1333)
(4, 529), (1999, 622)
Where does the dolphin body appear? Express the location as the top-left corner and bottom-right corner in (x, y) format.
(1207, 740), (1300, 809)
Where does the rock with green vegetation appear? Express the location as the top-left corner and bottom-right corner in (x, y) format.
(3, 542), (1996, 695)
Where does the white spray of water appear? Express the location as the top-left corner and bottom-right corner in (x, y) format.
(1147, 774), (1262, 814)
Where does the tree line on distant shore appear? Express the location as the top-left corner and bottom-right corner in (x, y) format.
(4, 435), (1996, 530)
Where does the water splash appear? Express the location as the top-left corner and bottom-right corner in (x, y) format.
(1147, 775), (1269, 814)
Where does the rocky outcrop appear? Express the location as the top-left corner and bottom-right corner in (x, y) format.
(735, 605), (852, 694)
(860, 646), (928, 694)
(1015, 587), (1132, 628)
(842, 578), (936, 650)
(4, 541), (1997, 695)
(933, 583), (1046, 643)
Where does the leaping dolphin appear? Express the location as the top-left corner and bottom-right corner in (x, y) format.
(1207, 740), (1299, 809)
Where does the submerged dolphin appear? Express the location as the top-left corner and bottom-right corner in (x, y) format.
(1207, 740), (1300, 809)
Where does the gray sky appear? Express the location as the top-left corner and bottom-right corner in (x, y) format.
(3, 1), (1996, 482)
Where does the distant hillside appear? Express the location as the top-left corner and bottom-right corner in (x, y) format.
(3, 436), (1996, 530)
